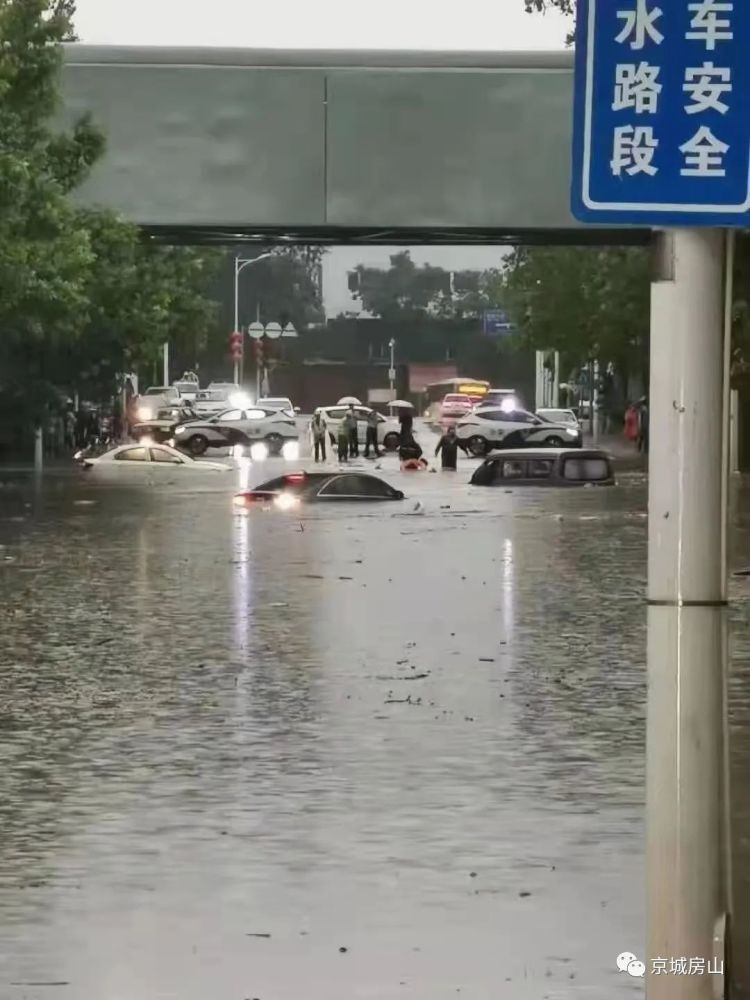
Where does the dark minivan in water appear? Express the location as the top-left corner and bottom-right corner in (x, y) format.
(470, 448), (615, 487)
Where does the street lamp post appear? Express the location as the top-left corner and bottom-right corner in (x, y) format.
(233, 252), (273, 385)
(389, 338), (396, 397)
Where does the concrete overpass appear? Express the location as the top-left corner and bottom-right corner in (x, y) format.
(61, 45), (648, 245)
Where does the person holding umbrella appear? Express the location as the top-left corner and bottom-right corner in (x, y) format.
(398, 405), (414, 446)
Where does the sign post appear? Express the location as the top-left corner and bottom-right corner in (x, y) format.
(571, 1), (749, 994)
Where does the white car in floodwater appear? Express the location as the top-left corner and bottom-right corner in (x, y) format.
(79, 443), (231, 473)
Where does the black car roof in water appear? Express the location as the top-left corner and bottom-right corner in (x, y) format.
(252, 471), (396, 492)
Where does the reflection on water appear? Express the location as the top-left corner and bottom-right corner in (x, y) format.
(0, 462), (749, 998)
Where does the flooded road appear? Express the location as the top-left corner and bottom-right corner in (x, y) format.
(2, 436), (750, 999)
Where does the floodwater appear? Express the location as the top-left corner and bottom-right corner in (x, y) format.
(2, 431), (750, 1000)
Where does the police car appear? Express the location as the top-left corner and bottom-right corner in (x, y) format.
(455, 406), (582, 456)
(174, 406), (299, 456)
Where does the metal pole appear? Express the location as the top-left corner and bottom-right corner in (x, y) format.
(34, 425), (43, 473)
(535, 351), (544, 409)
(163, 342), (169, 387)
(389, 338), (396, 395)
(552, 352), (560, 408)
(646, 228), (729, 999)
(233, 256), (240, 386)
(592, 359), (600, 445)
(721, 230), (735, 581)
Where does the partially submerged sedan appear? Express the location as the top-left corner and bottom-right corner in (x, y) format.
(234, 470), (405, 507)
(470, 448), (615, 487)
(79, 443), (231, 473)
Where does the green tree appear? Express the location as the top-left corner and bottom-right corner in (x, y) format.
(502, 245), (650, 386)
(0, 0), (223, 452)
(0, 0), (103, 424)
(351, 251), (501, 321)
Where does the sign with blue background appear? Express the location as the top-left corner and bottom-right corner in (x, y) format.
(572, 0), (750, 226)
(483, 309), (513, 336)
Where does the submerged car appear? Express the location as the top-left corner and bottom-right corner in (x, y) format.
(79, 443), (231, 473)
(234, 470), (405, 506)
(174, 407), (299, 456)
(470, 448), (615, 487)
(456, 406), (582, 456)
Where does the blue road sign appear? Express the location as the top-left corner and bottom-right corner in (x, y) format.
(483, 309), (513, 336)
(572, 0), (750, 226)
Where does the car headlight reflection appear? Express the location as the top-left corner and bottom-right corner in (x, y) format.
(250, 442), (269, 462)
(282, 440), (300, 461)
(274, 492), (299, 511)
(174, 425), (186, 435)
(565, 428), (580, 438)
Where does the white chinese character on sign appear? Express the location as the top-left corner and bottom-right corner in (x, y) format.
(688, 958), (706, 975)
(670, 957), (689, 975)
(680, 126), (729, 176)
(611, 125), (659, 175)
(686, 1), (733, 50)
(613, 63), (662, 113)
(684, 63), (732, 113)
(708, 958), (725, 975)
(652, 959), (668, 975)
(616, 0), (665, 49)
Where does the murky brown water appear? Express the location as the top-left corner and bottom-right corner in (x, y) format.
(1, 440), (750, 1000)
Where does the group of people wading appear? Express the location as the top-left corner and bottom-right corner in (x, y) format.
(309, 403), (467, 471)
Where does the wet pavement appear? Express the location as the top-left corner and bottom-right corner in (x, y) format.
(2, 426), (750, 999)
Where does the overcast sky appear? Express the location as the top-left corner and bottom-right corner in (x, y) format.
(72, 0), (570, 51)
(71, 0), (571, 314)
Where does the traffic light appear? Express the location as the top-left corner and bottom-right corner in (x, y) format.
(229, 331), (243, 361)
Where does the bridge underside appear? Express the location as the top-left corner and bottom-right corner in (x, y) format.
(62, 47), (650, 247)
(141, 225), (651, 247)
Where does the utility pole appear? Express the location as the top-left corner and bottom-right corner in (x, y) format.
(647, 230), (729, 997)
(569, 7), (745, 992)
(388, 338), (396, 397)
(162, 342), (169, 388)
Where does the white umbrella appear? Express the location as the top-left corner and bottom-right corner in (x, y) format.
(337, 396), (361, 405)
(388, 399), (414, 409)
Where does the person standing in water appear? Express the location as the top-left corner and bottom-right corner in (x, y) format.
(364, 408), (381, 458)
(344, 405), (359, 458)
(310, 411), (327, 463)
(434, 425), (467, 470)
(337, 418), (350, 463)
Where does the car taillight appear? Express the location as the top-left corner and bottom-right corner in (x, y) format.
(233, 491), (269, 506)
(286, 472), (306, 484)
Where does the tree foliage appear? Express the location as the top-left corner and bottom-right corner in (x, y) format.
(502, 246), (651, 383)
(350, 251), (502, 322)
(0, 0), (221, 435)
(228, 246), (326, 332)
